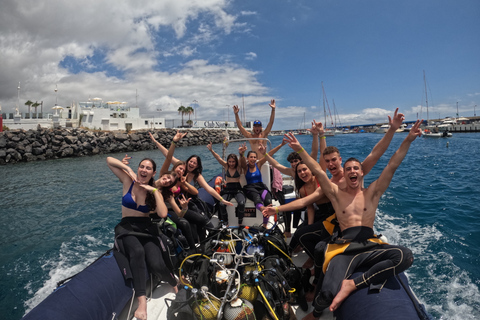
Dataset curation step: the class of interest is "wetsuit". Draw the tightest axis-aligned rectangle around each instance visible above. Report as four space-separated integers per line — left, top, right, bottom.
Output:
114 217 177 297
218 168 246 224
312 226 413 316
288 202 335 258
243 163 272 215
182 178 213 242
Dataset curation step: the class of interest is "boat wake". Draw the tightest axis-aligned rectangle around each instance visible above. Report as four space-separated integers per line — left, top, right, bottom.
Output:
375 209 480 320
23 235 111 315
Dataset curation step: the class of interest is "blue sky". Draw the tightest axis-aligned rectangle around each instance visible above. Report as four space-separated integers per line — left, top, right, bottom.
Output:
0 0 478 129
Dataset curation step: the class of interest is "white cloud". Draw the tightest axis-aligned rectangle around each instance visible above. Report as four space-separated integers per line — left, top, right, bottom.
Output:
0 0 268 123
245 52 257 60
240 11 257 16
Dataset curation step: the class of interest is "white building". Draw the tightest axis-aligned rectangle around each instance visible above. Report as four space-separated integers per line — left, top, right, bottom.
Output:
1 99 166 131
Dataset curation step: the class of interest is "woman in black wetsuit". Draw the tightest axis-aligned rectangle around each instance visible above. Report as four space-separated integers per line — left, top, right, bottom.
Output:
107 156 178 320
207 141 247 225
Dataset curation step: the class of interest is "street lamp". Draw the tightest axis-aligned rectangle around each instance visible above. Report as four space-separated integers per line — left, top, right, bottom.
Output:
193 100 198 121
16 82 20 115
55 84 58 106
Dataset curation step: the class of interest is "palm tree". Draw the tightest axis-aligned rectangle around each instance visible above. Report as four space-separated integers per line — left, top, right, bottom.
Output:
185 106 194 126
32 101 40 115
25 100 33 113
178 105 187 126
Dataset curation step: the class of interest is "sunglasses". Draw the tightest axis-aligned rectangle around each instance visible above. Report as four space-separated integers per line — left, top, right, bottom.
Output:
253 120 262 126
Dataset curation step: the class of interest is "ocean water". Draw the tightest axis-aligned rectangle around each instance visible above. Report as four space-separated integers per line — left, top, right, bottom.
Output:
1 133 479 319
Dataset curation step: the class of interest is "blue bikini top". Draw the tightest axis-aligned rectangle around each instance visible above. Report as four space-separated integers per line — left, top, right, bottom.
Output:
122 182 151 213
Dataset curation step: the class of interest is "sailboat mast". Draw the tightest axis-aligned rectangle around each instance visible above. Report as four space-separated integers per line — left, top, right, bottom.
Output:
423 70 429 123
322 82 326 128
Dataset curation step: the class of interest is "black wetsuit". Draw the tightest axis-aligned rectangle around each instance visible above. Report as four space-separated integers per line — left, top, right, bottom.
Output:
288 202 335 258
218 182 246 224
312 226 413 316
114 217 177 297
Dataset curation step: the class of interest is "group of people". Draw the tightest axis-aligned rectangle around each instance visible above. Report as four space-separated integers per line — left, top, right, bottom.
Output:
106 98 422 320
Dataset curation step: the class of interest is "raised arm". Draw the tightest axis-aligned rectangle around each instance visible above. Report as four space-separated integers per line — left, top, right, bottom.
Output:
233 105 252 138
264 152 292 176
238 143 247 174
179 175 198 196
196 174 234 206
262 99 276 136
284 132 338 201
308 120 320 162
371 119 422 198
159 131 188 176
317 121 327 172
107 156 136 185
149 131 181 165
257 139 286 168
207 141 227 167
362 108 404 175
137 184 168 218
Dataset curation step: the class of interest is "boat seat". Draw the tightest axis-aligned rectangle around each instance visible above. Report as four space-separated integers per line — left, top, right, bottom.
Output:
227 160 279 226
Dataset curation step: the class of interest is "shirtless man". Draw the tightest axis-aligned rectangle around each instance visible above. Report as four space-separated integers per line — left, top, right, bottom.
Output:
233 99 276 153
286 119 423 319
263 108 406 215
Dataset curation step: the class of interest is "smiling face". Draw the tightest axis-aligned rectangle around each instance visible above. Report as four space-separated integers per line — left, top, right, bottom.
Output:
174 164 185 176
296 163 312 182
324 152 343 177
227 157 237 169
247 151 257 166
137 159 156 184
187 157 198 172
158 173 175 187
344 159 363 189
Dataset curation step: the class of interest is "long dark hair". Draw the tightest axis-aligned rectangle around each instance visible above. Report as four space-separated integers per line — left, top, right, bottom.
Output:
294 161 310 193
157 171 179 200
185 155 203 180
139 158 158 210
226 153 239 168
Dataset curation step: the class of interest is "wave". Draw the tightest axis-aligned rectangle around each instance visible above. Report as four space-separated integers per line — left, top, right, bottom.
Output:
375 209 480 319
23 235 111 315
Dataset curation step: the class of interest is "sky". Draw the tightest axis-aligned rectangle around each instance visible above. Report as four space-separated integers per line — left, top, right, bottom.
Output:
0 0 479 130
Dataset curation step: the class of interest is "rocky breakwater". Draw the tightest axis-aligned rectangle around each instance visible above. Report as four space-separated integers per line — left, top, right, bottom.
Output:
0 128 244 165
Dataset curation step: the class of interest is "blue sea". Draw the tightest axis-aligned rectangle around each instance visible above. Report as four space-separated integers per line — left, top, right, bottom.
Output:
1 133 479 319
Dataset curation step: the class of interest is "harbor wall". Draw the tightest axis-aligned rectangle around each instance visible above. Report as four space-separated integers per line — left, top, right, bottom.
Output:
0 127 244 165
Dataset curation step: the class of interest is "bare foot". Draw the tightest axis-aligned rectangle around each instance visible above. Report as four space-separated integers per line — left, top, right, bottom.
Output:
172 285 179 294
302 311 320 320
302 257 314 269
134 295 147 320
329 279 356 312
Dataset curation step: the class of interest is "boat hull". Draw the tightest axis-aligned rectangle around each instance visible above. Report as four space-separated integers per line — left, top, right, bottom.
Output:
22 251 135 320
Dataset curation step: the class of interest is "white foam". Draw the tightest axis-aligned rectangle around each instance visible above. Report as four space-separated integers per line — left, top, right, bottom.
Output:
23 235 110 315
375 209 480 319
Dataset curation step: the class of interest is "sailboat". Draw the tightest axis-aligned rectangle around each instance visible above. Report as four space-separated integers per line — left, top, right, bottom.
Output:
332 99 345 134
422 70 452 138
321 82 335 136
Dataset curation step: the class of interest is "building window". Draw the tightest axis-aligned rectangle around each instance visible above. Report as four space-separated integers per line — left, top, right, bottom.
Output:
145 120 149 125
